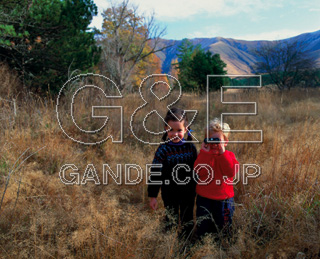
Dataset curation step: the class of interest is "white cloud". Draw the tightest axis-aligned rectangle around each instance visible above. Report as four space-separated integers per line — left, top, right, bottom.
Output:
90 0 111 29
93 0 111 15
92 0 285 21
90 1 319 41
296 0 320 12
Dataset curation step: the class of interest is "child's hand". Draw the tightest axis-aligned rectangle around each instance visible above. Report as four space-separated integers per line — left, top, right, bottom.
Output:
210 142 226 155
201 141 226 155
218 142 226 155
149 197 158 210
201 142 210 152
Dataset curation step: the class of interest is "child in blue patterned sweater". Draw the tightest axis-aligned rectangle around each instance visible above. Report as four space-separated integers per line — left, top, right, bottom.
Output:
148 107 198 238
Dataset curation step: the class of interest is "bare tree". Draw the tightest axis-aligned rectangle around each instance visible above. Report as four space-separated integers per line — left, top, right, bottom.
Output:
97 0 168 91
254 40 318 90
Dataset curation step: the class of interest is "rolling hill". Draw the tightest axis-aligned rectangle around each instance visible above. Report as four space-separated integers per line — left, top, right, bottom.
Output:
155 30 320 75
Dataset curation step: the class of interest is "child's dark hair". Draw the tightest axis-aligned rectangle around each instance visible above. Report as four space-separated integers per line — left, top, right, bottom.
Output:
162 107 193 141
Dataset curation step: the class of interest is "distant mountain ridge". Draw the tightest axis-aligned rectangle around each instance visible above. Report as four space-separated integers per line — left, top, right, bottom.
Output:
155 30 320 75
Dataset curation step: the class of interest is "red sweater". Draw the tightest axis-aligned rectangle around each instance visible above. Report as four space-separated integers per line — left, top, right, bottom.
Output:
194 149 239 200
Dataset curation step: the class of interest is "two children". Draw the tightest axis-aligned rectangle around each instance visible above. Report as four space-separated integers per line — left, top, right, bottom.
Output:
148 108 239 241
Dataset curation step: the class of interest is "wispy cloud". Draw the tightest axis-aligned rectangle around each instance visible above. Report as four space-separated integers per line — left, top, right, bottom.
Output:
296 0 320 12
92 0 279 28
91 0 318 41
125 0 285 20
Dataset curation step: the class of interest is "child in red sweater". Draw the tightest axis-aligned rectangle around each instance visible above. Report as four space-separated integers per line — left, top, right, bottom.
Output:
194 118 239 240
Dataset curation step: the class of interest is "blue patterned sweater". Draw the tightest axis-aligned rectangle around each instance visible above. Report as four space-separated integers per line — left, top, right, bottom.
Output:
148 142 198 201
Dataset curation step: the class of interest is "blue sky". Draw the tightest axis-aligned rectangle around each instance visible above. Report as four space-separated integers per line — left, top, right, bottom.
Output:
90 0 320 41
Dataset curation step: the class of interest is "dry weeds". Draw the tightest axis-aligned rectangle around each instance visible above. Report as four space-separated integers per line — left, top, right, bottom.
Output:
0 67 319 258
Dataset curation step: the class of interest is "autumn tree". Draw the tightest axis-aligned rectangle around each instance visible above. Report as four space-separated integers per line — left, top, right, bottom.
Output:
131 46 163 89
254 40 318 90
0 0 100 94
97 0 167 91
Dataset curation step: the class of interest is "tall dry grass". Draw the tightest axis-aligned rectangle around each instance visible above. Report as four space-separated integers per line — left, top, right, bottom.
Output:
0 68 319 258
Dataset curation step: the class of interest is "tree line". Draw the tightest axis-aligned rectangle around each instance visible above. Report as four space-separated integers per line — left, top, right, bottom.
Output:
0 0 319 96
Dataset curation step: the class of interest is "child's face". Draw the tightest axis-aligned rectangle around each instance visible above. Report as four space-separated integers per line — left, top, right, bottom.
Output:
205 131 228 154
165 120 187 143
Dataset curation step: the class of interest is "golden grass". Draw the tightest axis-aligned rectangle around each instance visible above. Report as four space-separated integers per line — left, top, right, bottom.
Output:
0 71 319 258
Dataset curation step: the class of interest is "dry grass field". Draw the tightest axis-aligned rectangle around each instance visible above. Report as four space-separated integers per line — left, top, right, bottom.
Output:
0 68 319 258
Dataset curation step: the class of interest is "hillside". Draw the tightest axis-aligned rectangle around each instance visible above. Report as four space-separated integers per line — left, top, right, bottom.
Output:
156 30 320 75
